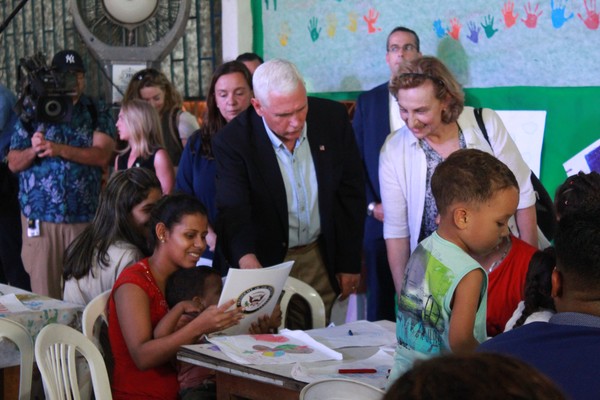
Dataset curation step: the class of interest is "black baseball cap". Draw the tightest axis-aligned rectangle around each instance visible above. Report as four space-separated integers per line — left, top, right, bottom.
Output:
52 50 86 73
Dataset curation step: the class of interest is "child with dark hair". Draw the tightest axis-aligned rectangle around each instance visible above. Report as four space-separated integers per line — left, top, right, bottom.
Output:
155 267 281 400
384 353 566 400
388 148 520 383
554 171 600 220
108 194 243 400
504 247 556 331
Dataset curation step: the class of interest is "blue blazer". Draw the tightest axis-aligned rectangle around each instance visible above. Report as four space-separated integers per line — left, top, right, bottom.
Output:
352 82 391 240
213 97 366 292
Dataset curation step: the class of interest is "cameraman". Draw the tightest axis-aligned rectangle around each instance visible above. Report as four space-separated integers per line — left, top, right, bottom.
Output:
0 84 30 290
7 50 115 299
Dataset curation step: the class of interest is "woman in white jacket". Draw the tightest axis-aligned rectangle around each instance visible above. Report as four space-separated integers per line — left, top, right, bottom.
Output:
379 56 538 295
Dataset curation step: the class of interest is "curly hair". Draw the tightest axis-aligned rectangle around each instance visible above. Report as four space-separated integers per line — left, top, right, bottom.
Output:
431 149 518 215
554 171 600 220
389 56 464 124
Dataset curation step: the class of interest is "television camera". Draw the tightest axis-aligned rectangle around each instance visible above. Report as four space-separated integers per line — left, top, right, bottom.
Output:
14 53 77 129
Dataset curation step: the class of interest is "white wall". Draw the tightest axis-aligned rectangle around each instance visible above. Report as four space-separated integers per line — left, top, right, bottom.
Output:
221 0 253 61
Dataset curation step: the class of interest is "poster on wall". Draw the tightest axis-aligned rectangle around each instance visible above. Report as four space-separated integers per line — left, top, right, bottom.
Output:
259 0 600 92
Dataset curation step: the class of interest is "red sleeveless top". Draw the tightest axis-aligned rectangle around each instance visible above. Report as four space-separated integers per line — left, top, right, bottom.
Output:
108 258 179 400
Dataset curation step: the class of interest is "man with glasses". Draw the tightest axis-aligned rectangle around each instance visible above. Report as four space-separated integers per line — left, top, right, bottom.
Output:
7 49 115 299
352 26 421 321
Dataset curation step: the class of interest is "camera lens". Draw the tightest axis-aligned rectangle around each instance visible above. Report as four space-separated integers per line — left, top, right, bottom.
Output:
44 99 63 118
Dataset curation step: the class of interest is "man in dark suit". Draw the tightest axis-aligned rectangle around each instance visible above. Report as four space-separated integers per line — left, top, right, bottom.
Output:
353 27 421 321
214 59 365 324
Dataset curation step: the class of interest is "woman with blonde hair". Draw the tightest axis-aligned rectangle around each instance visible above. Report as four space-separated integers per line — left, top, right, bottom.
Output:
123 68 199 166
115 99 175 194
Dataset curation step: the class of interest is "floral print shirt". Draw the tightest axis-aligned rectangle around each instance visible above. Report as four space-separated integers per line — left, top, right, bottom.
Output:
10 95 115 223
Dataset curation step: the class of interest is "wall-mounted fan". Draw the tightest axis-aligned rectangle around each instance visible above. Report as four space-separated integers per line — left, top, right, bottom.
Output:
70 0 191 102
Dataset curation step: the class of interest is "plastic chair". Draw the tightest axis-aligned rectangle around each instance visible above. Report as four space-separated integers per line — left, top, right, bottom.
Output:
34 323 112 400
300 378 384 400
82 290 110 351
279 276 326 330
0 318 34 400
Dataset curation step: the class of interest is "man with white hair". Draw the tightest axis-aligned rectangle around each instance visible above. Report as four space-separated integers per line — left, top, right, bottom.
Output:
213 59 365 327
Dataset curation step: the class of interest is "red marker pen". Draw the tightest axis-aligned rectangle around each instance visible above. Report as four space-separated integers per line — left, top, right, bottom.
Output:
338 368 377 374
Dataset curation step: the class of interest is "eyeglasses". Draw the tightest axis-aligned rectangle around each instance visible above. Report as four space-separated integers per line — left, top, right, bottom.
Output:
388 44 418 54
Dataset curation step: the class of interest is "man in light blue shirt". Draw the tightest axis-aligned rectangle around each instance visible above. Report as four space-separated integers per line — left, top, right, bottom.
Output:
214 59 366 326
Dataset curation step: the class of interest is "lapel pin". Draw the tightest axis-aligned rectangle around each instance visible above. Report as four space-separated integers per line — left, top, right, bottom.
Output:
319 145 325 151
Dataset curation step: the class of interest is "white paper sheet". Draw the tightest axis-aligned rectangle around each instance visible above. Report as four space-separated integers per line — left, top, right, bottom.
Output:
208 329 342 365
0 293 30 313
291 349 394 389
306 320 397 349
495 110 547 177
216 261 293 335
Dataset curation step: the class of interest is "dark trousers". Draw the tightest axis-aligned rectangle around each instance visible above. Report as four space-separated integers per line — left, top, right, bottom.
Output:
365 236 395 321
0 164 31 290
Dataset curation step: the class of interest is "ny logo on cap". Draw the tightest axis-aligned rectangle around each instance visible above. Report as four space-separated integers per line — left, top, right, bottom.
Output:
65 54 76 64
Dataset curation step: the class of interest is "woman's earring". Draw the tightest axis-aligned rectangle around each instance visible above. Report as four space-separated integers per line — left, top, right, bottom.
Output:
159 236 165 243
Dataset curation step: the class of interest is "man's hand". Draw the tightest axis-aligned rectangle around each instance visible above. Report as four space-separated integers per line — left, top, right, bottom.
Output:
373 202 384 222
336 273 360 301
239 253 262 269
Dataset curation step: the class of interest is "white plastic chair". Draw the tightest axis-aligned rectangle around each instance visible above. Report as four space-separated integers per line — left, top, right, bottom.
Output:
279 276 326 330
0 318 34 400
300 378 384 400
82 290 110 351
34 323 112 400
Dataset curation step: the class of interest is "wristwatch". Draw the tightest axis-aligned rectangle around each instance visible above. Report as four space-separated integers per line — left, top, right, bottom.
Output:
367 202 376 217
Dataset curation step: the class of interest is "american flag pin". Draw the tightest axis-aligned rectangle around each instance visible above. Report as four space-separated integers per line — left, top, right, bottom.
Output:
319 145 325 151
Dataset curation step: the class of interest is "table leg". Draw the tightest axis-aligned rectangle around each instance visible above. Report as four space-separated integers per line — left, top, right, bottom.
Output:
215 371 301 400
2 366 20 400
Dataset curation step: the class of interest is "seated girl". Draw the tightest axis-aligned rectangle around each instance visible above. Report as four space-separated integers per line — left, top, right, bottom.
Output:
108 194 243 400
63 168 162 305
155 267 281 400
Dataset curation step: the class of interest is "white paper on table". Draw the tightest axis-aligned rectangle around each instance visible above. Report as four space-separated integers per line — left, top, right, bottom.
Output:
216 261 293 335
306 320 397 349
0 293 30 313
291 349 394 389
495 110 546 177
208 329 342 365
329 295 349 326
563 137 600 176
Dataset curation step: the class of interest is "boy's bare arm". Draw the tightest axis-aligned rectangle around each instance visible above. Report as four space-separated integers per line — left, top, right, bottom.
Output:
448 269 485 353
154 301 198 338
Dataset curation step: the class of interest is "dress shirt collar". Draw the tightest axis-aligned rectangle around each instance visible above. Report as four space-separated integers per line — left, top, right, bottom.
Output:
262 118 308 152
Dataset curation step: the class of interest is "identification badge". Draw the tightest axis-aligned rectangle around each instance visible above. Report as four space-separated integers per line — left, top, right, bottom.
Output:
27 219 40 237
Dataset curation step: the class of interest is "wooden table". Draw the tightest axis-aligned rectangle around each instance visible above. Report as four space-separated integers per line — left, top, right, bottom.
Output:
0 284 83 400
178 321 395 400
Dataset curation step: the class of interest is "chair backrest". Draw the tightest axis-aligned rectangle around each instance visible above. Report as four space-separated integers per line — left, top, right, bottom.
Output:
35 323 112 400
0 318 34 400
279 276 326 330
300 378 384 400
82 290 110 351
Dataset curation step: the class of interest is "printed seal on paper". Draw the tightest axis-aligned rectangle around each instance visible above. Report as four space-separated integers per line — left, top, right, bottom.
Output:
237 285 274 314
